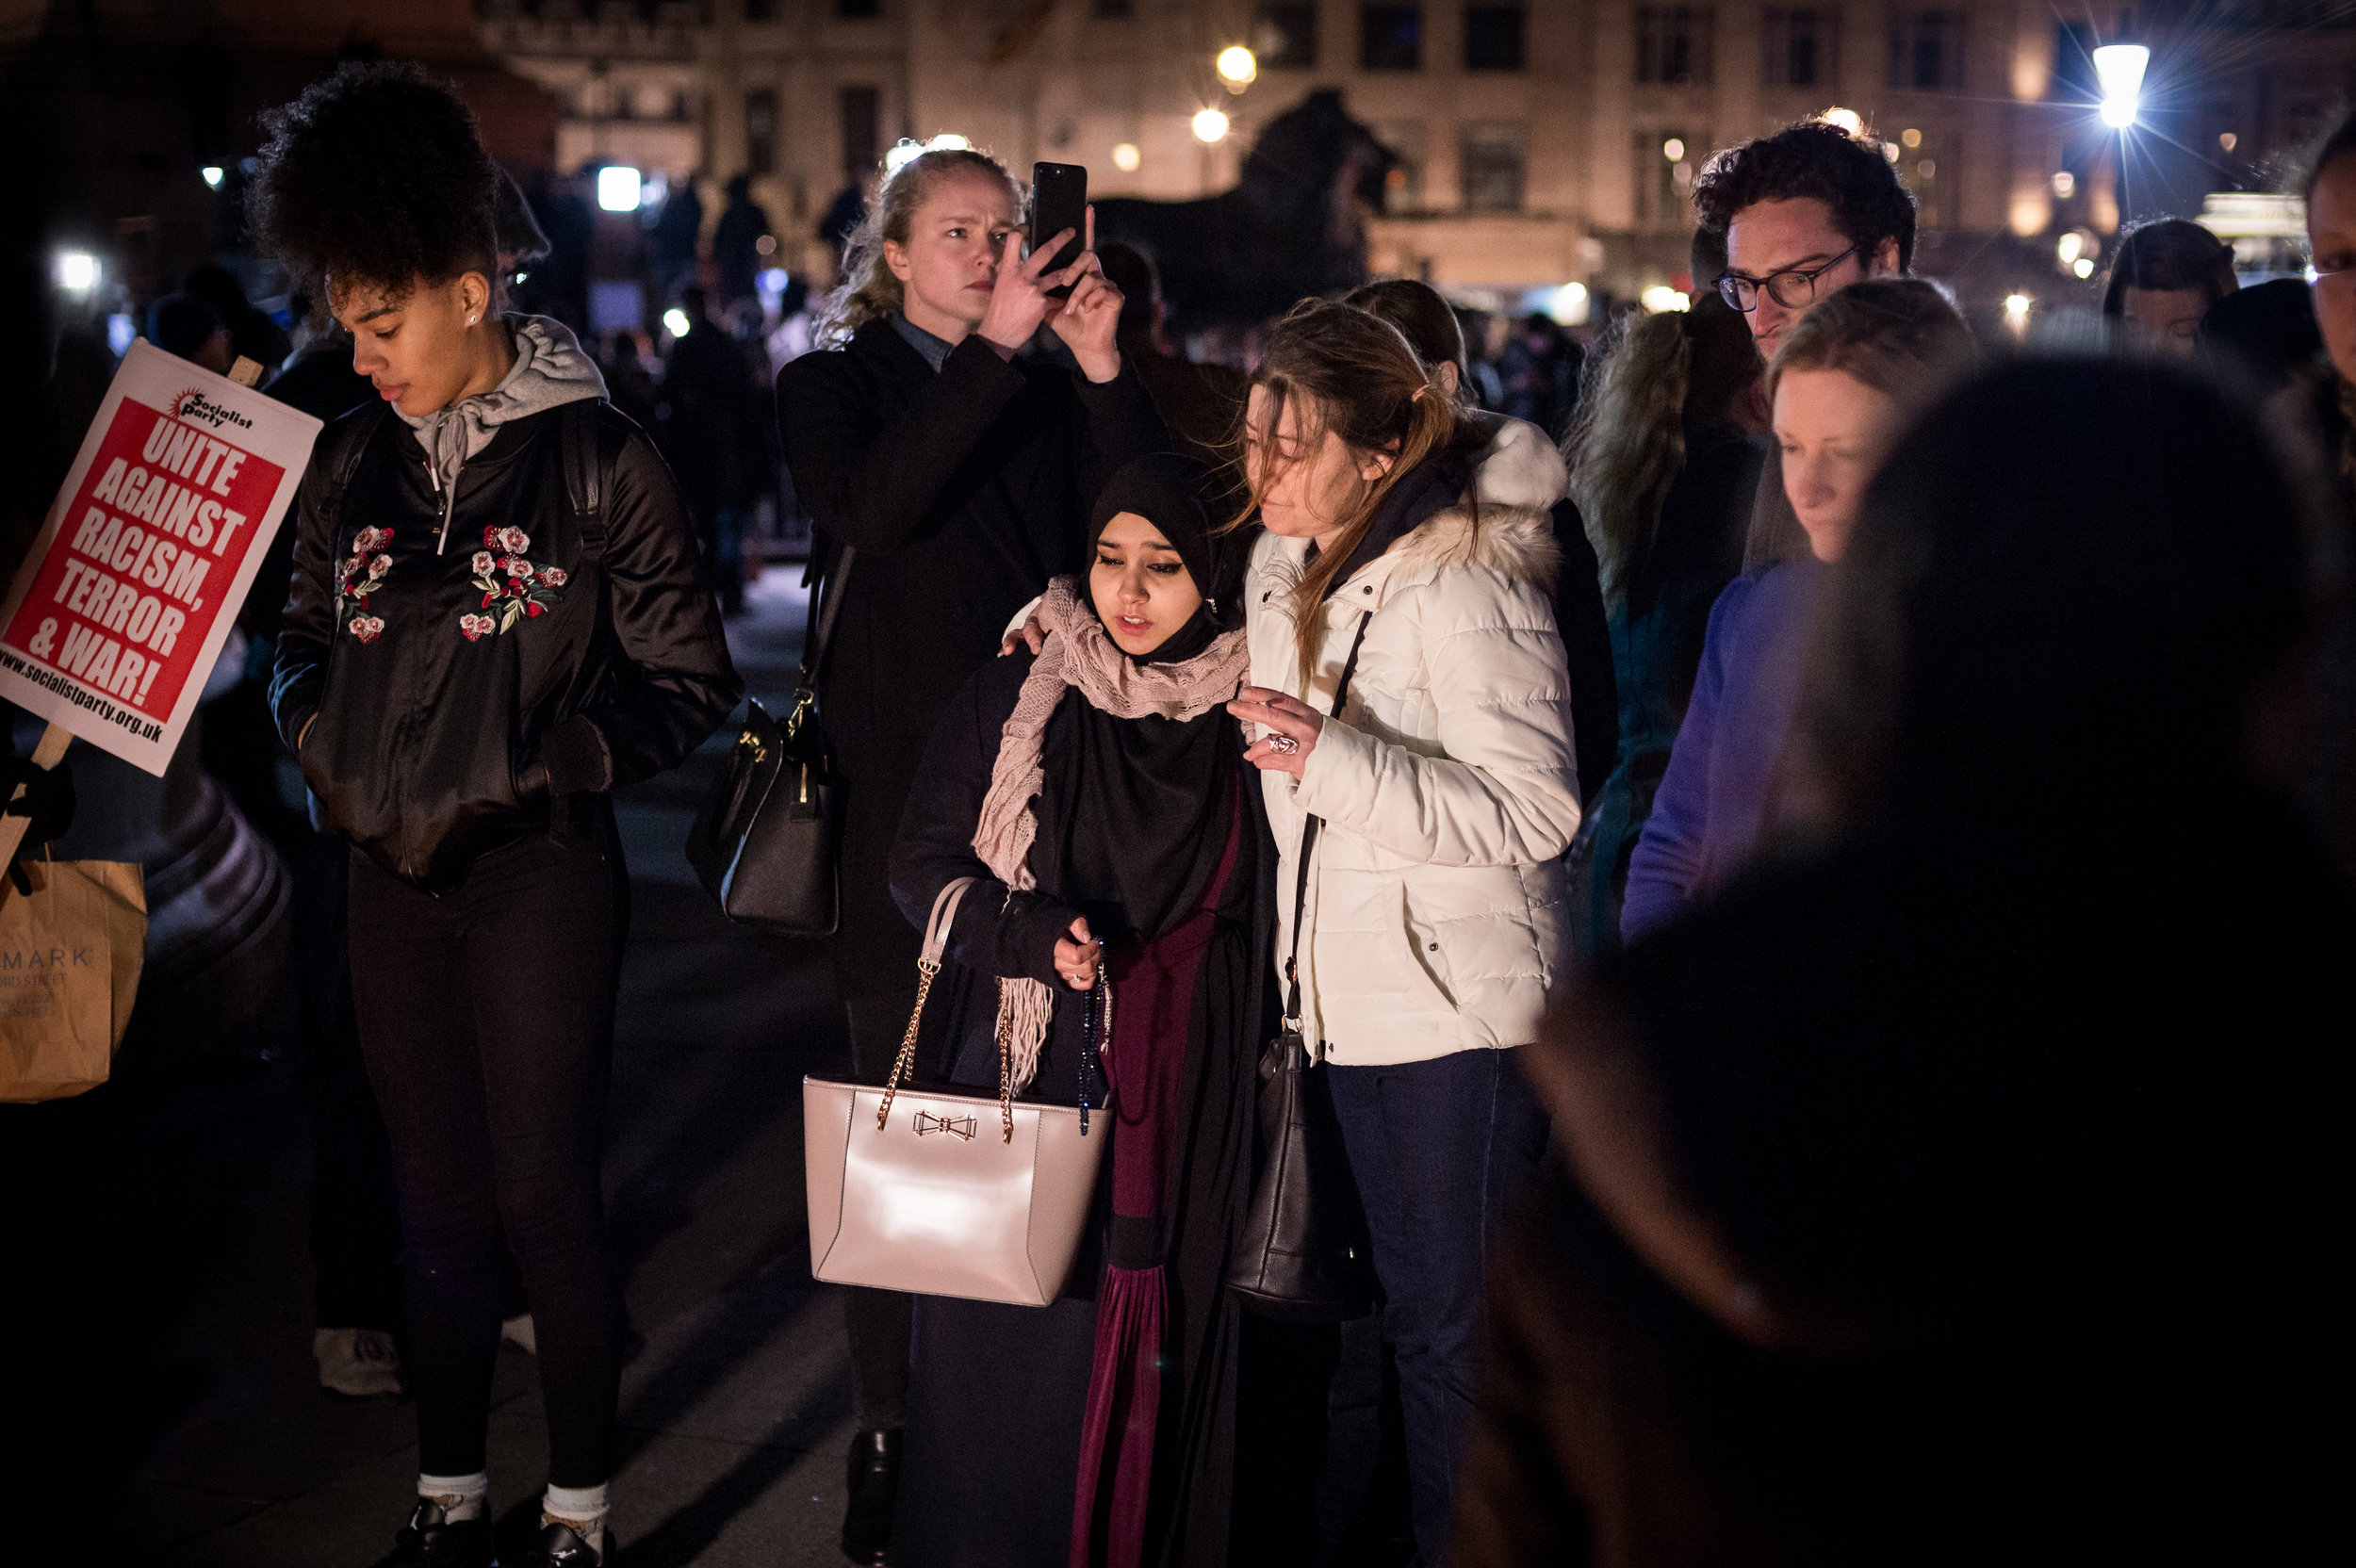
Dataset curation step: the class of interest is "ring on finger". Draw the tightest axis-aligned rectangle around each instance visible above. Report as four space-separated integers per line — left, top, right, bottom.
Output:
1267 733 1301 756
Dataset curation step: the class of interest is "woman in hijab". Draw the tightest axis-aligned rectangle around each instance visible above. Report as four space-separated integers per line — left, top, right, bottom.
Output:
888 453 1274 1568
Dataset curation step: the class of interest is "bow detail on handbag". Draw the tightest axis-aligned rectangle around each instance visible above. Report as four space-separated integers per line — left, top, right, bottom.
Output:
911 1110 978 1141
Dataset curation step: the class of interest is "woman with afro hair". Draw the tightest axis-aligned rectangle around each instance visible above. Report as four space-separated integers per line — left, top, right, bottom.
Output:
254 62 740 1568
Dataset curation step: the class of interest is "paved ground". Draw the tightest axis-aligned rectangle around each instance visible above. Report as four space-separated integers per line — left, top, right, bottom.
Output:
25 568 874 1567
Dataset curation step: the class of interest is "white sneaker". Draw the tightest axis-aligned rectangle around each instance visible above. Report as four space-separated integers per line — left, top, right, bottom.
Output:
500 1313 538 1356
313 1326 402 1397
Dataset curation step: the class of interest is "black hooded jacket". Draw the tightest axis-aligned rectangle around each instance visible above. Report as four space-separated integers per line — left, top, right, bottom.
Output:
271 400 741 890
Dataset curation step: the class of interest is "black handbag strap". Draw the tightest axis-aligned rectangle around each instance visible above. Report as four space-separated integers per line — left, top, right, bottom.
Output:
796 544 855 699
1280 611 1373 1036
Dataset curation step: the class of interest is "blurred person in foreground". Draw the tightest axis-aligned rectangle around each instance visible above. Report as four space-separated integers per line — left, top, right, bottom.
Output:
2295 106 2356 880
2102 217 2239 358
1693 119 1916 569
1562 286 1767 954
1453 354 2348 1564
1621 278 1971 941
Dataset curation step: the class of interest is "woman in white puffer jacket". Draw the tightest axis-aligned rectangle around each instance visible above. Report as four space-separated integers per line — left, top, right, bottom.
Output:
1226 301 1582 1565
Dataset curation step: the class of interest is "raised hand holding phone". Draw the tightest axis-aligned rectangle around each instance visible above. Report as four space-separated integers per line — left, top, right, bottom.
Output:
1047 206 1123 384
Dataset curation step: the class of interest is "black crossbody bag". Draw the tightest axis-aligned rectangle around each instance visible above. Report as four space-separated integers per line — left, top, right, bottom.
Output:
1227 612 1379 1322
685 546 853 936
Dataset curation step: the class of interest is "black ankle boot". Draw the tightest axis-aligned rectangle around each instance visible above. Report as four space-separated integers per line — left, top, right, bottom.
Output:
840 1428 902 1565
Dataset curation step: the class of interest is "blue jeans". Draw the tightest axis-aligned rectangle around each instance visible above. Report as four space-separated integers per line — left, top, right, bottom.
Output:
1326 1048 1548 1567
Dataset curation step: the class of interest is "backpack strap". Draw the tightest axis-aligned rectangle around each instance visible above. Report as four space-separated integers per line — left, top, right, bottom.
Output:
562 398 613 572
316 400 390 534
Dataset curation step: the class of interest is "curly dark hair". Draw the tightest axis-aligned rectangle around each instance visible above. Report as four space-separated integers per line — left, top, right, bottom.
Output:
1691 120 1919 273
249 61 500 309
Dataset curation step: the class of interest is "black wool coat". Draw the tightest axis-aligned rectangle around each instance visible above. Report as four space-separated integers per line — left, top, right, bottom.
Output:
775 320 1168 996
884 648 1277 1568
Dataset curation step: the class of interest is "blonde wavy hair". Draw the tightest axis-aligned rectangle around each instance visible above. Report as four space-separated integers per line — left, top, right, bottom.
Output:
816 147 1020 344
1563 309 1698 608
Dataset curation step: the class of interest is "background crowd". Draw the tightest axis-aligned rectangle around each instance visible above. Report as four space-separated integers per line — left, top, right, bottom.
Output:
5 55 2351 1568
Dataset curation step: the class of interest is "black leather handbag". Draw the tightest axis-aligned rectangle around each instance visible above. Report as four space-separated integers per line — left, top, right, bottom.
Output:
1226 613 1378 1323
685 547 852 937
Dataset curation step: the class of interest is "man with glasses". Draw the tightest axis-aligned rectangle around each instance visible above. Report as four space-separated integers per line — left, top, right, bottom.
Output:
1690 119 1918 562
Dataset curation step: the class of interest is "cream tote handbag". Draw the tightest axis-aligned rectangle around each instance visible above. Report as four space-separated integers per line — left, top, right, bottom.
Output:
803 876 1106 1307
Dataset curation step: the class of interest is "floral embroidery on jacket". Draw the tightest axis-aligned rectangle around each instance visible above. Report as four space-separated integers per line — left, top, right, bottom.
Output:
336 526 393 644
460 524 569 641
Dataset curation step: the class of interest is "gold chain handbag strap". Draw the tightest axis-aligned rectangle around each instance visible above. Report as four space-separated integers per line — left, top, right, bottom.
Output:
995 988 1016 1144
875 876 977 1130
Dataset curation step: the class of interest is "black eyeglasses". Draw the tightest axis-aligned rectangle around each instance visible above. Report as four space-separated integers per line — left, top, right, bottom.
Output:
1715 245 1862 312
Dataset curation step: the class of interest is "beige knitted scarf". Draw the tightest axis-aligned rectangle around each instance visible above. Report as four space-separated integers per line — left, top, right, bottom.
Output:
973 575 1252 1090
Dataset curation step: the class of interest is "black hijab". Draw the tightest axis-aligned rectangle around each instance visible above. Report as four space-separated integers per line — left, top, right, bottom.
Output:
1055 455 1245 946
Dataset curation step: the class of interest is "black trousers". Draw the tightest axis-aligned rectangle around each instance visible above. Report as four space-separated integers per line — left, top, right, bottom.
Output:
348 821 629 1486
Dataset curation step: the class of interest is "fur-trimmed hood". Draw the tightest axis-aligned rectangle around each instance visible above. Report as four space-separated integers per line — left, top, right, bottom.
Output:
1469 412 1571 511
1251 493 1563 609
1383 498 1563 596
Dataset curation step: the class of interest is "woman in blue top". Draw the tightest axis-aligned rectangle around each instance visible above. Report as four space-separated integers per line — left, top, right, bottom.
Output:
1622 279 1972 940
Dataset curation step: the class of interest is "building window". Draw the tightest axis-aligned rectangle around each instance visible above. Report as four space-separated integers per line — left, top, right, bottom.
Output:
1633 128 1701 230
1375 119 1427 211
1762 8 1837 88
1636 8 1715 87
1888 11 1966 91
1254 4 1317 68
1461 123 1525 212
1465 6 1525 71
745 87 777 175
840 84 880 179
1901 127 1954 227
837 0 880 18
1361 5 1423 71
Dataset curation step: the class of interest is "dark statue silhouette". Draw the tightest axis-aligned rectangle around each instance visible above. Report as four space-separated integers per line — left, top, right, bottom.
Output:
1093 90 1396 335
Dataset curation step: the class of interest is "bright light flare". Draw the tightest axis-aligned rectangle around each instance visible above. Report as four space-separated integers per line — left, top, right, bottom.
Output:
1546 282 1590 326
663 307 692 337
1217 45 1258 87
1111 141 1142 172
201 166 224 189
56 251 98 291
2004 293 2033 320
1192 107 1230 144
1639 286 1691 314
2073 257 2095 278
1823 107 1863 136
1661 138 1684 161
2093 43 2150 129
885 133 973 176
2057 232 2084 264
597 165 643 212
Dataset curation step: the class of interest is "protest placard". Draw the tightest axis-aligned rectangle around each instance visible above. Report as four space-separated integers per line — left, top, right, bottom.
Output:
0 340 321 778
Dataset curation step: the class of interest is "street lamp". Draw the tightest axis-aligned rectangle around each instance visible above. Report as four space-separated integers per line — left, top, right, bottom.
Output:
2093 43 2150 129
1216 45 1257 90
1192 107 1230 144
597 165 644 213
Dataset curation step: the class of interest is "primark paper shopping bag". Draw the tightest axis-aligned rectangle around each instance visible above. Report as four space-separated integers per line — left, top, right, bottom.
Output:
0 858 146 1102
